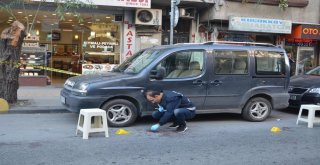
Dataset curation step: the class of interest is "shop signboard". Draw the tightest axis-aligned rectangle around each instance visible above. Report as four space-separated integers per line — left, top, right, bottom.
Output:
123 22 136 59
300 25 320 40
82 64 117 75
285 38 316 47
229 16 292 34
32 0 151 8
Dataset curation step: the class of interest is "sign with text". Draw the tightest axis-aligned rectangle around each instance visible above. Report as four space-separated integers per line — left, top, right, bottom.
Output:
300 25 320 40
32 0 150 8
82 64 117 74
285 38 316 47
229 16 292 34
123 22 136 58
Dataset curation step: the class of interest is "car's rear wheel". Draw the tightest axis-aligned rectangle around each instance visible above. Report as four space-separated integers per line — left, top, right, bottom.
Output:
101 99 138 127
242 97 271 122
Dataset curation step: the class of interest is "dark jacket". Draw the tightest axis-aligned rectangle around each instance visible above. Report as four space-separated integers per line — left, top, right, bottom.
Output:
158 90 195 125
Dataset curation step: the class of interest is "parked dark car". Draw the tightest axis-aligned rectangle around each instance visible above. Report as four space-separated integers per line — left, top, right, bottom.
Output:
289 66 320 108
61 42 290 127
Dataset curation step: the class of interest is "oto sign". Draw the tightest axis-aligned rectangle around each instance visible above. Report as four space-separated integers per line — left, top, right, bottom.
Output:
291 24 320 40
301 25 320 40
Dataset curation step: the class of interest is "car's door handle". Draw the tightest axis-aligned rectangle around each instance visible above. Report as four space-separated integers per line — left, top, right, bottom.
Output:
210 80 223 86
192 80 207 86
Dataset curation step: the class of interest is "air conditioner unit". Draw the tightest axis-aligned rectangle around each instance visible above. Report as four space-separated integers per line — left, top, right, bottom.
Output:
135 9 162 26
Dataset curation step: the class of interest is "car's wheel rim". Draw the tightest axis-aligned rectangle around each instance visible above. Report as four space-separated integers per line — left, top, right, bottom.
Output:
249 101 269 119
107 104 132 125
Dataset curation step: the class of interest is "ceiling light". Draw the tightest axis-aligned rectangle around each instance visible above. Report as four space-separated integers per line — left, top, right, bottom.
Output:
29 15 33 17
17 11 23 14
52 13 56 16
43 15 47 18
106 16 110 19
68 19 73 22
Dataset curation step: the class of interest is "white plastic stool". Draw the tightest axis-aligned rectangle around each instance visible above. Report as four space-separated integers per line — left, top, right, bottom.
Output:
76 108 109 139
296 104 320 128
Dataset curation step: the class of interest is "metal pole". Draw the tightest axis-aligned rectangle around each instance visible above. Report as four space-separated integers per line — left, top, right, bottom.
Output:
170 0 175 45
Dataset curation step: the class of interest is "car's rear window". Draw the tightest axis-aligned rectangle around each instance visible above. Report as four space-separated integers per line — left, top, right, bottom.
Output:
254 51 285 75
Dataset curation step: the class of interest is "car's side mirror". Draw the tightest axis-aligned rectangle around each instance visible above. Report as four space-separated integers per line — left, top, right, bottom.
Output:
150 67 166 80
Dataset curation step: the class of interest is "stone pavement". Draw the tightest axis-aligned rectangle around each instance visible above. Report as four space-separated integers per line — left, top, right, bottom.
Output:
8 86 69 113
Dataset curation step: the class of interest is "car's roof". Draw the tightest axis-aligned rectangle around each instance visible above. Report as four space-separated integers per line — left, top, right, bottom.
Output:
148 42 285 52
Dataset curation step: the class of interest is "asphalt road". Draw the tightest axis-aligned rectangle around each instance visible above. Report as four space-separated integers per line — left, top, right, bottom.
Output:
0 110 319 165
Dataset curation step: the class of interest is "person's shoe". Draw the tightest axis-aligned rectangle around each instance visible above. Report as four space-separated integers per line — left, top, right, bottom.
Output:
168 123 179 128
176 125 188 133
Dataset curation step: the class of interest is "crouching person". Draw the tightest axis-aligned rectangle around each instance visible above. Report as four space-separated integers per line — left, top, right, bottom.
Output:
145 89 196 133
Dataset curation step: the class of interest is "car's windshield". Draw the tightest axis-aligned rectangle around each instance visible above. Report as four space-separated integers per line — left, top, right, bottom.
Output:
113 49 161 74
306 66 320 76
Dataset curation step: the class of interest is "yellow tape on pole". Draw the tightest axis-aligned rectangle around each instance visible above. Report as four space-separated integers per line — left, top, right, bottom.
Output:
0 98 9 113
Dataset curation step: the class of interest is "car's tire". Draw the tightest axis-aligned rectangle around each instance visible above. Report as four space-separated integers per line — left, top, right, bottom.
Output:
101 99 138 127
242 97 272 122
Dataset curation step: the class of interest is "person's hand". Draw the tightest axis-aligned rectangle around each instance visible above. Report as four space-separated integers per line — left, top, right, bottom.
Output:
150 124 160 132
156 104 165 112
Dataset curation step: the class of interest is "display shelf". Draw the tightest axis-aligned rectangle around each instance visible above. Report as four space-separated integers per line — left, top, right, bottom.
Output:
19 44 47 86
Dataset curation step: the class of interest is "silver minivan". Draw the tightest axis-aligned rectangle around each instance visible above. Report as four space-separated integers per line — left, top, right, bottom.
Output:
61 42 290 127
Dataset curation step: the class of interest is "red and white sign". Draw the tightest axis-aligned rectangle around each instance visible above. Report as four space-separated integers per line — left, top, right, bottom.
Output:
124 22 136 58
33 0 151 8
108 0 151 8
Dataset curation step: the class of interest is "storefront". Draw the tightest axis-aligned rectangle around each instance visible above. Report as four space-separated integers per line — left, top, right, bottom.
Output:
283 24 320 76
201 16 292 45
0 0 152 86
20 12 124 86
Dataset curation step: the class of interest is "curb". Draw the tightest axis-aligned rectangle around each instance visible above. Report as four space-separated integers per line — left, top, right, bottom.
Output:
7 107 70 114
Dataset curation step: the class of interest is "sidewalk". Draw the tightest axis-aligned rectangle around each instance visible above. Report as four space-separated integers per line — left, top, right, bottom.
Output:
9 86 69 114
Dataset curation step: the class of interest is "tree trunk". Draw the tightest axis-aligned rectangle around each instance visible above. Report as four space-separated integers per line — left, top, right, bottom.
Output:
0 21 25 104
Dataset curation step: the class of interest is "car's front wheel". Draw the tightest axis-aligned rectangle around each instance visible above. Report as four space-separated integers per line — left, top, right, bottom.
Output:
101 99 138 127
242 97 272 122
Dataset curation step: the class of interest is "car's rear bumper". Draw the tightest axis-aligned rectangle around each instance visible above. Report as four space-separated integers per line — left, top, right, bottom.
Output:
273 93 290 109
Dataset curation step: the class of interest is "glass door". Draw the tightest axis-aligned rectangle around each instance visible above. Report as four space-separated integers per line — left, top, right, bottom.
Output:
295 47 315 75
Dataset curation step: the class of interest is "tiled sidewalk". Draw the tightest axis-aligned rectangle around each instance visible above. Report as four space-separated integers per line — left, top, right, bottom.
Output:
8 86 68 113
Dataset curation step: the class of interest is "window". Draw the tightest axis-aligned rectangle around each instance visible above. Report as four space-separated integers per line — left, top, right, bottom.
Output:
120 49 162 74
157 50 205 79
214 50 248 75
254 51 285 75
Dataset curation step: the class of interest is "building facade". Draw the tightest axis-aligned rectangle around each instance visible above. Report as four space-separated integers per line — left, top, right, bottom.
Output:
1 0 319 86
